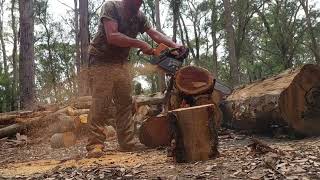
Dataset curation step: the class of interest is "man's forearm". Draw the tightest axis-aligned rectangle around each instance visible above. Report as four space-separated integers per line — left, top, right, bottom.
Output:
108 32 145 49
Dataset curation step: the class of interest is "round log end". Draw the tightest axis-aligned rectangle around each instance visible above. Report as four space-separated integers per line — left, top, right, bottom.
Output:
175 66 214 95
50 132 76 149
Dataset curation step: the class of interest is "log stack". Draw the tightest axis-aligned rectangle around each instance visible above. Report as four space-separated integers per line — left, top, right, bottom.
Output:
222 64 320 135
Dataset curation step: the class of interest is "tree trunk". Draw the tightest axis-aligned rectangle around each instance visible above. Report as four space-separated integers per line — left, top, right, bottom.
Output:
211 0 218 75
171 0 180 42
74 0 80 75
11 0 19 111
0 0 7 76
222 64 320 135
154 0 166 92
222 0 240 87
19 0 35 110
79 0 90 96
300 0 320 64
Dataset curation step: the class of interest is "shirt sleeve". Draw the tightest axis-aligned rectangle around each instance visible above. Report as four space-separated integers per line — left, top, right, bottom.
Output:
100 1 118 23
139 12 152 34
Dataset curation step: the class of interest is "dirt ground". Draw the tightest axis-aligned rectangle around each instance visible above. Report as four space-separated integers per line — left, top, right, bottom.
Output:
0 129 320 180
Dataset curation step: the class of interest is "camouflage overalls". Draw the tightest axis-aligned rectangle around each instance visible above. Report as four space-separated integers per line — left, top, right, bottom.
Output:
86 0 151 151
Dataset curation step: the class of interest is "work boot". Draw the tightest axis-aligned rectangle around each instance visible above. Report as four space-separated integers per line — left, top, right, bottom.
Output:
86 144 104 158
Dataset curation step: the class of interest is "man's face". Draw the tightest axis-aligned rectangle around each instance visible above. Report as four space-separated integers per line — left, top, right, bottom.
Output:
125 0 142 15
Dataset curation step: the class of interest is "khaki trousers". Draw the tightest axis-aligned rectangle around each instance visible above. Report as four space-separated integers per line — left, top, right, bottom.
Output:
86 62 134 151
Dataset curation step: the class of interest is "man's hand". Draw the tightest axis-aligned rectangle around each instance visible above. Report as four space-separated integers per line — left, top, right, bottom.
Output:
139 42 154 55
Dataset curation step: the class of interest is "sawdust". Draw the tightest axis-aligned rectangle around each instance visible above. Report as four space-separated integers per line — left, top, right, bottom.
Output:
134 64 166 75
0 151 162 177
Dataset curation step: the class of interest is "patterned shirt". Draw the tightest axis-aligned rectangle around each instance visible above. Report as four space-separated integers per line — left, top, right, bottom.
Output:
89 1 152 64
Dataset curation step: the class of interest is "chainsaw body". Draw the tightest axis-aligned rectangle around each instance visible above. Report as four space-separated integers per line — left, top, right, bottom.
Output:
150 44 189 75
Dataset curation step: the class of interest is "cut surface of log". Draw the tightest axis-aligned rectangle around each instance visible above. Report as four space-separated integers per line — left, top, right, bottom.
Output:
223 64 320 135
50 132 76 149
175 66 214 95
169 104 218 163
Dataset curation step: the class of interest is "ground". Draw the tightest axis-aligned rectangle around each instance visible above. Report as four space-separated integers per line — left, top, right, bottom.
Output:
0 129 320 179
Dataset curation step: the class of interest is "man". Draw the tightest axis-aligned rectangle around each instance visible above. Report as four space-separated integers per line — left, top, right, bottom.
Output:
86 0 182 158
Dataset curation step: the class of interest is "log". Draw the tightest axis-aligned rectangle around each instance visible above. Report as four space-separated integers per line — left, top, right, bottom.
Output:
0 124 26 139
0 107 70 138
223 64 320 135
168 104 219 163
50 132 76 149
138 115 172 148
175 66 214 95
66 107 90 116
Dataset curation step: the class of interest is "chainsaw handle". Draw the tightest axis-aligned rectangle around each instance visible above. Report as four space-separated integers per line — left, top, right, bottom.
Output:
137 49 155 56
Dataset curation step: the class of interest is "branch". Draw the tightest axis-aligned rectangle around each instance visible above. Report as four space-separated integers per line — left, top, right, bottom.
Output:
57 0 74 10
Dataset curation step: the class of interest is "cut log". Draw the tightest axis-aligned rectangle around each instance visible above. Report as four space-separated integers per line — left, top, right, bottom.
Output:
138 115 172 148
66 107 90 116
223 64 320 135
50 132 76 149
0 124 27 139
168 104 219 163
175 66 214 95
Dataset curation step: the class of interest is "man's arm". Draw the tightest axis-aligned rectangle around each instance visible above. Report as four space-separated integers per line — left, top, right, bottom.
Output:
146 28 181 49
103 19 154 54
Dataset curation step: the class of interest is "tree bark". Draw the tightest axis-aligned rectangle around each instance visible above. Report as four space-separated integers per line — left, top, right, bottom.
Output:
222 64 320 135
222 0 240 87
19 0 35 110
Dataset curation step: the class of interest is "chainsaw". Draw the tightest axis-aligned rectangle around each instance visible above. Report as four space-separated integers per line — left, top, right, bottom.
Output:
149 43 189 75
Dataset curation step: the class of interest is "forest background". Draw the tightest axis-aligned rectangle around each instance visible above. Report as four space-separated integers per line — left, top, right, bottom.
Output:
0 0 319 112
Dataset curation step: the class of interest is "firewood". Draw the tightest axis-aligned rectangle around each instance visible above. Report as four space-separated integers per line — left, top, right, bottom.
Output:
168 104 219 163
175 66 214 95
222 64 320 135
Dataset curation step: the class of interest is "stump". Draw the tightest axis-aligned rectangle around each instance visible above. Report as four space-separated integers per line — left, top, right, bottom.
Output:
223 64 320 135
168 104 219 163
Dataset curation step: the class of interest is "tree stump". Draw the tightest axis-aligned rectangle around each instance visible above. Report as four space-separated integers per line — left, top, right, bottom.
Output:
168 104 219 163
223 64 320 135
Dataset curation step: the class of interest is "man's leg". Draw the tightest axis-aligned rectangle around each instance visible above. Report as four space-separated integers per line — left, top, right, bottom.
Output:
86 65 114 155
113 63 135 150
